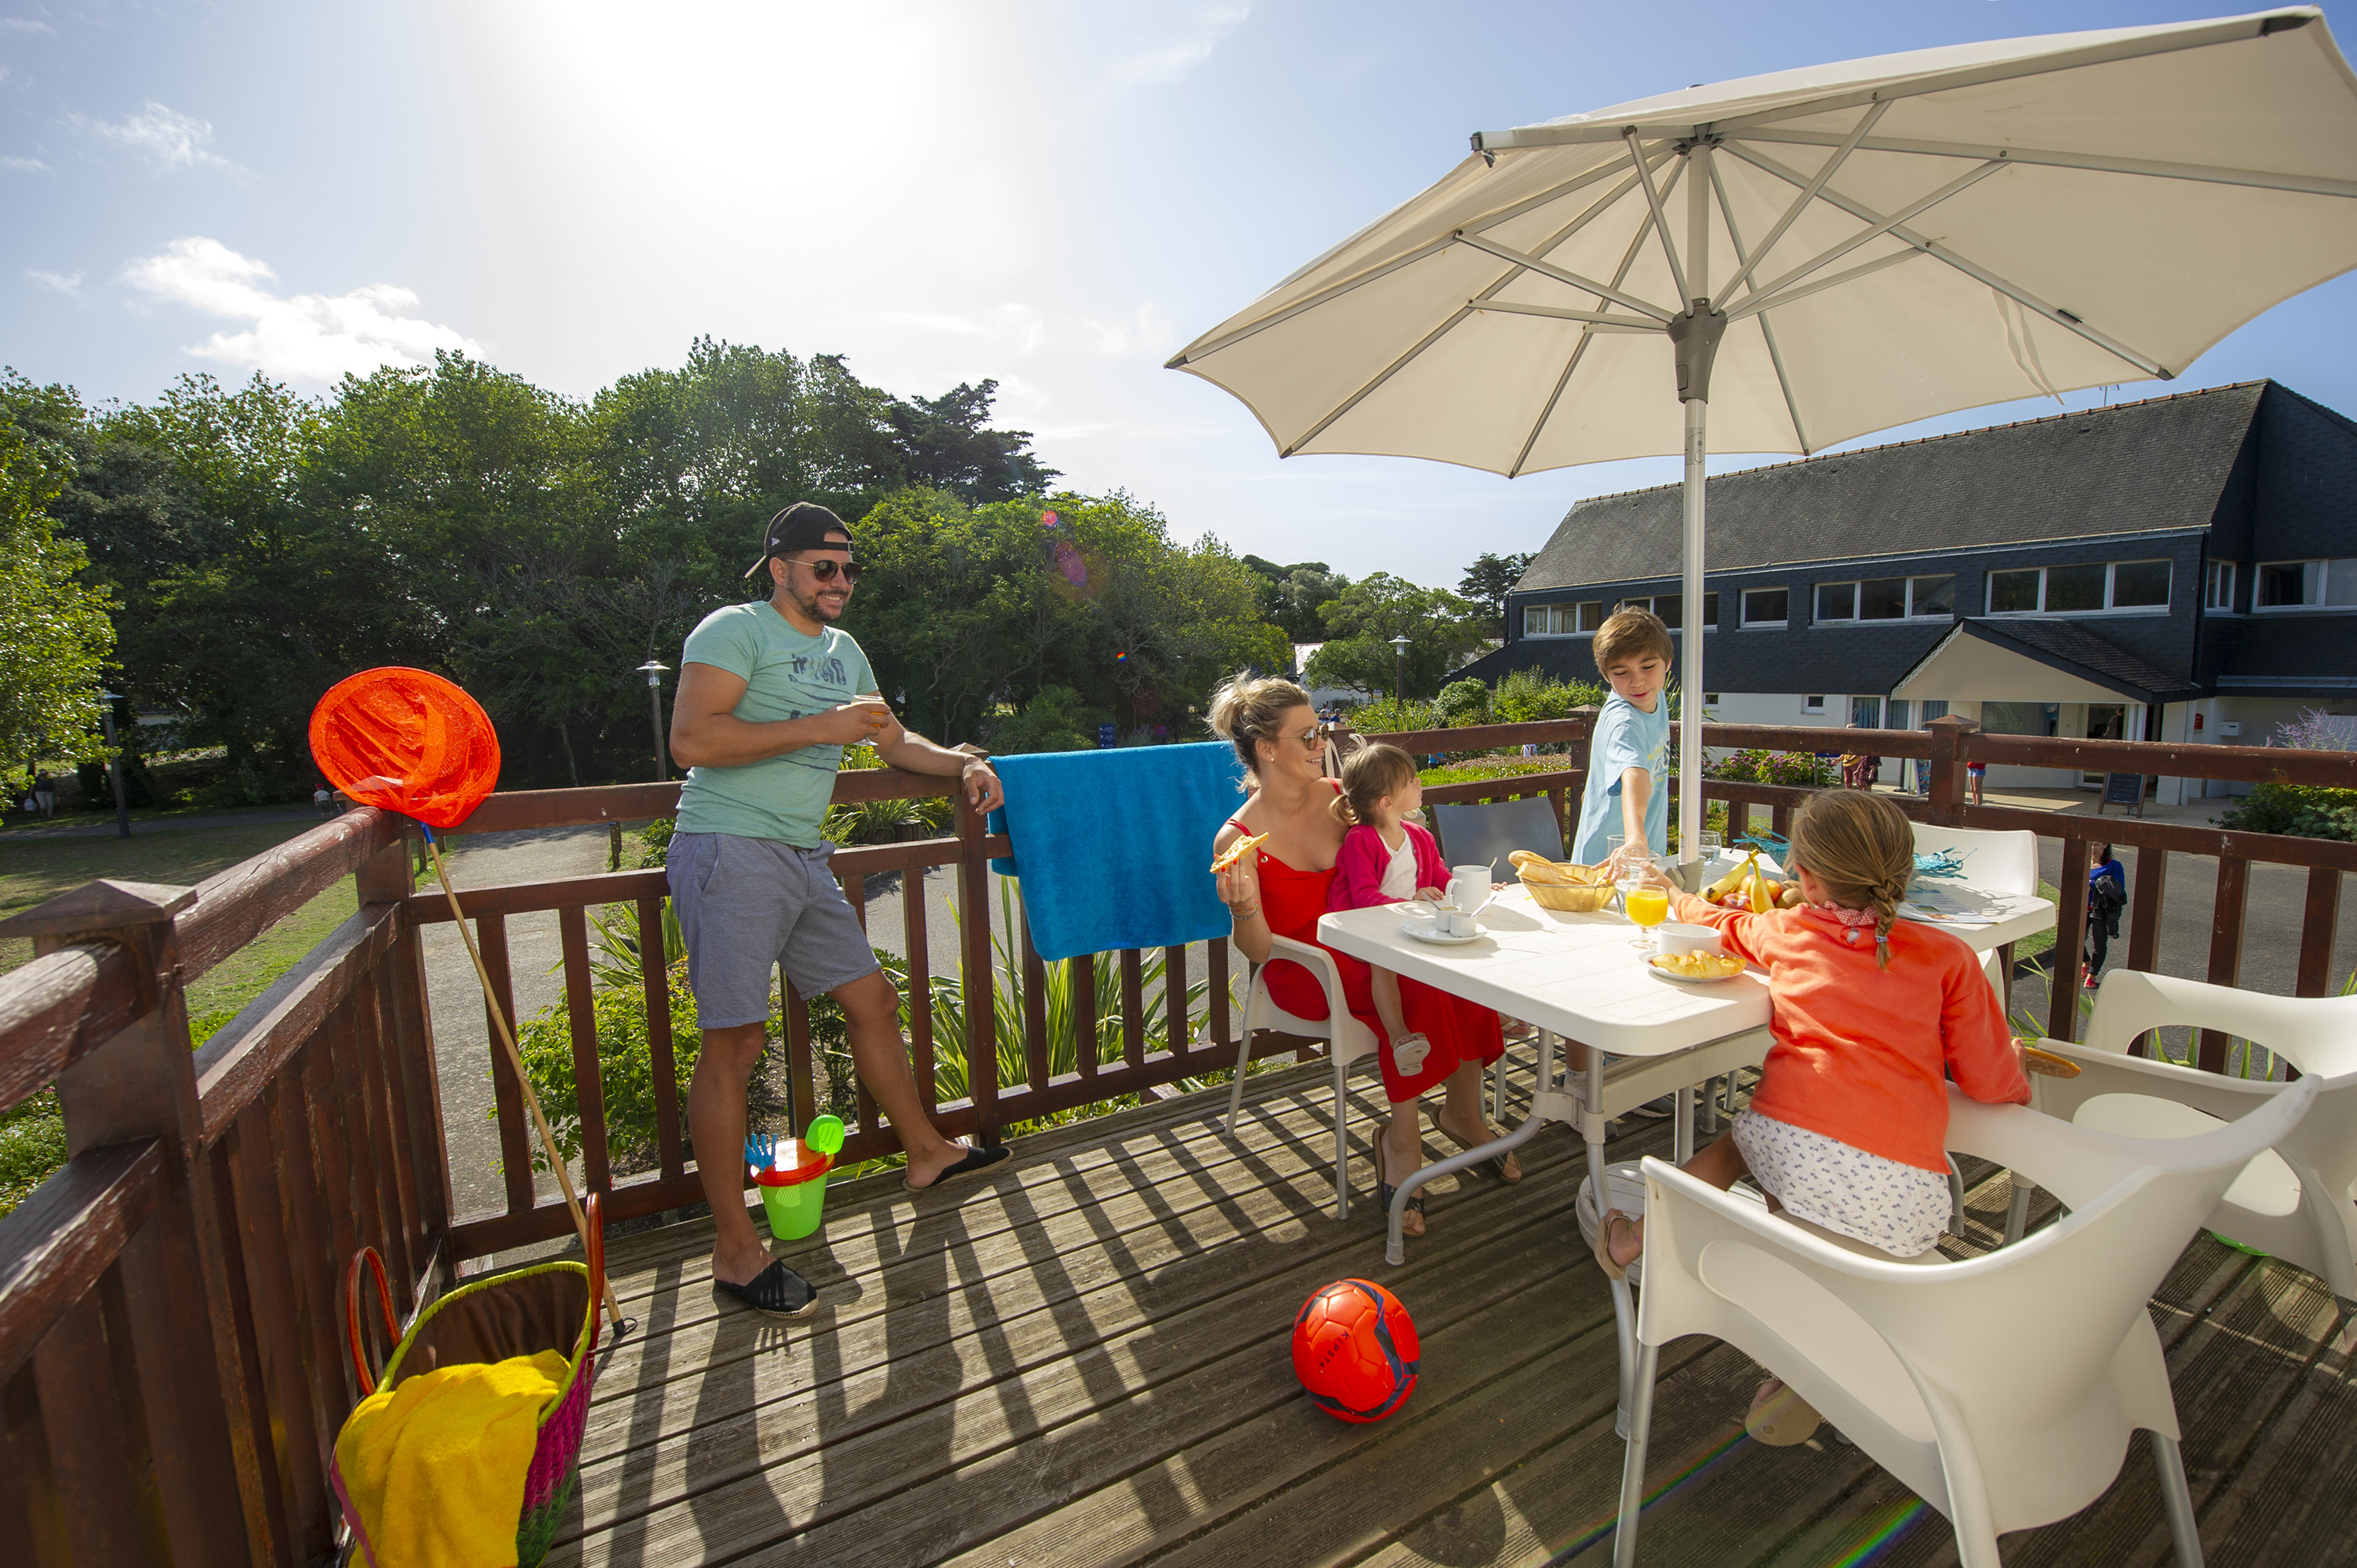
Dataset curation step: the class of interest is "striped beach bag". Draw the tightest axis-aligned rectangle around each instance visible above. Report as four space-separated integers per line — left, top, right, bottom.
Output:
334 1193 606 1566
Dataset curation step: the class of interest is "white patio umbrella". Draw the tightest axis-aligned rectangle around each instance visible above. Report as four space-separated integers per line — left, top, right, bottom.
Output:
1170 7 2357 863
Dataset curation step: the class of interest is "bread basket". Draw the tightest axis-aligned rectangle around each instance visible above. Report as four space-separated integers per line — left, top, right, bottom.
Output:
1507 850 1618 913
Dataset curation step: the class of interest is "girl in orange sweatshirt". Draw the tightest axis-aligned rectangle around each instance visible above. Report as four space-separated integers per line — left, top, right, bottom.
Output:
1597 789 2029 1439
1599 794 2029 1258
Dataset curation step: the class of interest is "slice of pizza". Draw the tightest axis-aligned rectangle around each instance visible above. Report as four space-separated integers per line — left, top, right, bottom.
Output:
1210 830 1271 873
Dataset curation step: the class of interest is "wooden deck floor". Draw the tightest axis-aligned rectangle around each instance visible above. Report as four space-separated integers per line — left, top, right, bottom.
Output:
546 1058 2357 1568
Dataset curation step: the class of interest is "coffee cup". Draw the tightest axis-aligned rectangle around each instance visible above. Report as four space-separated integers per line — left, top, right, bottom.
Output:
1449 864 1491 912
1438 908 1474 937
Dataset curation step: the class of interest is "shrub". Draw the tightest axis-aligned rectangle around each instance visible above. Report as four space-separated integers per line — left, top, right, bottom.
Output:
1348 695 1439 735
0 1090 65 1221
982 685 1097 755
1707 748 1830 788
1490 667 1606 724
1434 678 1490 726
513 954 715 1174
2216 781 2357 842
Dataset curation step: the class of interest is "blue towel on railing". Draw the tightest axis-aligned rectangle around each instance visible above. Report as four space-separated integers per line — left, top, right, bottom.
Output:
985 743 1246 961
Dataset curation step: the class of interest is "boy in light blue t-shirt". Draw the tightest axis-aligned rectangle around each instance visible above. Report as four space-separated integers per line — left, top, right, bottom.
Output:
1570 606 1675 869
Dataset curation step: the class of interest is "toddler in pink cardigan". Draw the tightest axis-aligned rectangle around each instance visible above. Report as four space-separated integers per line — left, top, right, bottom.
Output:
1328 744 1448 1063
1325 742 1515 1225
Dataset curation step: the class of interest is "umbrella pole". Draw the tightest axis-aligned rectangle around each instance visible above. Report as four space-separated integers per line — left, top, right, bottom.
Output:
424 827 629 1335
1679 394 1708 867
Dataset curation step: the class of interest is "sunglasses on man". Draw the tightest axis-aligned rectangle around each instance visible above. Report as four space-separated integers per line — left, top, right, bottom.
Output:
787 556 863 584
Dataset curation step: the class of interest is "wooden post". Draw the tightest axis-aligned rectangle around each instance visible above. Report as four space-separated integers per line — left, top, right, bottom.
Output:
357 830 450 1260
956 791 999 1144
2200 857 2250 1073
2295 866 2342 999
5 880 269 1565
2050 837 2091 1044
1925 715 1976 827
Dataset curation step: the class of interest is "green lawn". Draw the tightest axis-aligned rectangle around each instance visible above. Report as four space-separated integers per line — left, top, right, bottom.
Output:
1 815 345 976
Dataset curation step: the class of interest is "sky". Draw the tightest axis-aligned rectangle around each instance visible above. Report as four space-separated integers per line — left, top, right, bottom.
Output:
7 0 2357 587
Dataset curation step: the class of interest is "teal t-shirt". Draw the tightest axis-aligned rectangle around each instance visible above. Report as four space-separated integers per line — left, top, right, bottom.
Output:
674 602 876 847
1572 692 1670 864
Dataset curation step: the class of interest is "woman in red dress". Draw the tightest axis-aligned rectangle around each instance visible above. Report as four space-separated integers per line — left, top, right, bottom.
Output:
1207 675 1513 1236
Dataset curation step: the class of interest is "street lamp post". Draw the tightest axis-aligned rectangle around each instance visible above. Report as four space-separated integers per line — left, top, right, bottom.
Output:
636 662 671 781
97 690 130 839
1389 633 1411 705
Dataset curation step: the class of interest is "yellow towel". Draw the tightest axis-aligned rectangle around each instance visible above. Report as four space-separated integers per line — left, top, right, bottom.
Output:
335 1350 568 1568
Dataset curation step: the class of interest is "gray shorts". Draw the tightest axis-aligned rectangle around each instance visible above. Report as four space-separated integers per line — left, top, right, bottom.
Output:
668 831 880 1028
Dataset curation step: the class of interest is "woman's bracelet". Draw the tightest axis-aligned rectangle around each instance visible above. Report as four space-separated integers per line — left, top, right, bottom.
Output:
1230 900 1262 922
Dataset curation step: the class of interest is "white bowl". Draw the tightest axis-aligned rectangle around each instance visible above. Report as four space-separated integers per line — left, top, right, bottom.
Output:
1655 922 1724 958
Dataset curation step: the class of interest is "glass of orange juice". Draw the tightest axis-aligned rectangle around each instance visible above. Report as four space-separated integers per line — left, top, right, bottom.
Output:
1624 884 1670 950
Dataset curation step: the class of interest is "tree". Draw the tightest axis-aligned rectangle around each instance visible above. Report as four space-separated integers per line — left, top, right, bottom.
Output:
1241 554 1350 644
883 378 1059 504
848 490 1284 744
1458 550 1535 636
1302 573 1489 700
0 418 113 768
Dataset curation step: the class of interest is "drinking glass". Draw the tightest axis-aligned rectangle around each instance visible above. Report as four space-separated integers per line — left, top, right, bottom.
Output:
1624 881 1670 950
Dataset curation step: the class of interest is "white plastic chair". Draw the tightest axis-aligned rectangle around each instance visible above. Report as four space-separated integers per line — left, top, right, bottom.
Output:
1911 822 2038 1002
1225 936 1382 1219
2023 969 2357 1303
1610 1075 2319 1568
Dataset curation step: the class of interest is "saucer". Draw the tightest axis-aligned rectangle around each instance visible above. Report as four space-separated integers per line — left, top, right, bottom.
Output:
1401 918 1487 946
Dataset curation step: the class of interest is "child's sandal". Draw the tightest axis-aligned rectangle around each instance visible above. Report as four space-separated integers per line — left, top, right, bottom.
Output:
1593 1208 1639 1282
1745 1378 1821 1446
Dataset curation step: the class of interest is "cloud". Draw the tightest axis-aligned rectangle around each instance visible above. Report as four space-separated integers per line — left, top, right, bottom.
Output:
0 153 45 172
74 102 236 171
1110 2 1249 85
26 269 79 294
120 237 484 382
0 18 53 32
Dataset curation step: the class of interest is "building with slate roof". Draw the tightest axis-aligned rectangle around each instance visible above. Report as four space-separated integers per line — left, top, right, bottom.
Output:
1457 380 2357 802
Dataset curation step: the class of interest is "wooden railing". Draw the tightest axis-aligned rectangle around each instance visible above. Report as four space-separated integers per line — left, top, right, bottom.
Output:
3 711 2353 1562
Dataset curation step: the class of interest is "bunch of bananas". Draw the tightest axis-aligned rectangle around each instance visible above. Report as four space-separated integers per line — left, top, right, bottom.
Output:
1701 850 1804 913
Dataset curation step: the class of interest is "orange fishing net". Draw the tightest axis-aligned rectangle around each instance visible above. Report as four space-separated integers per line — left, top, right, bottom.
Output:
309 668 502 830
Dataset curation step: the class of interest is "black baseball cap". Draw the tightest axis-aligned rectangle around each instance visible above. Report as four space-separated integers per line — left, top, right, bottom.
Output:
744 502 856 579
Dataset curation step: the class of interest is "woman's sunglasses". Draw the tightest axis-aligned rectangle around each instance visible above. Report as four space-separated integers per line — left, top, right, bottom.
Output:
791 557 863 584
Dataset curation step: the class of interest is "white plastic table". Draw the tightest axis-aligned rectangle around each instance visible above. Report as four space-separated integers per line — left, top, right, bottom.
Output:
1317 877 2054 1434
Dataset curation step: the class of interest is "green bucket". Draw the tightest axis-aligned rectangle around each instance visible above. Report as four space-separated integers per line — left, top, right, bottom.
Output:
759 1173 829 1240
752 1116 844 1242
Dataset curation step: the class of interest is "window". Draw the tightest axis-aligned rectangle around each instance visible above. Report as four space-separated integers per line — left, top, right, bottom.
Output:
1741 586 1788 626
1982 701 2061 737
1850 696 1883 729
1813 575 1956 622
1910 575 1956 616
1989 569 2042 613
1984 560 2174 615
2255 559 2357 609
2206 560 2238 612
1523 600 1603 635
1616 592 1720 629
1887 699 1911 728
1920 699 1949 725
1802 695 1826 715
2114 560 2170 607
1859 578 1906 620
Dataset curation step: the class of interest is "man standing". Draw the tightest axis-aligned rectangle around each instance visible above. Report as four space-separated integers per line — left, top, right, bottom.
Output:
668 502 1010 1319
